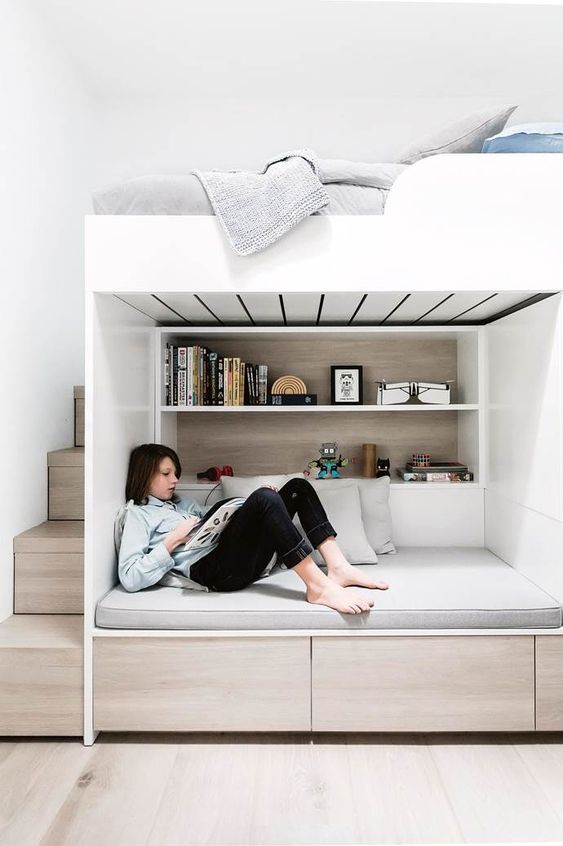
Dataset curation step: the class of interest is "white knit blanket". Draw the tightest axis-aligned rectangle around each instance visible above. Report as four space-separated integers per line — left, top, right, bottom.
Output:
193 149 329 256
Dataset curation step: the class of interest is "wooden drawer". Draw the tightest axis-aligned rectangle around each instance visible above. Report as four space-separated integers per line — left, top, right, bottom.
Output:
536 636 563 730
14 552 83 613
312 635 535 732
49 466 84 520
94 636 311 732
0 616 83 736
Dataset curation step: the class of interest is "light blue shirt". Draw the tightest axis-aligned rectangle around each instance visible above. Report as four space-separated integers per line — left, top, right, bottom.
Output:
118 494 216 592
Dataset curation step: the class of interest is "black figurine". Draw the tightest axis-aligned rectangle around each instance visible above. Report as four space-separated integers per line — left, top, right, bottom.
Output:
375 457 391 478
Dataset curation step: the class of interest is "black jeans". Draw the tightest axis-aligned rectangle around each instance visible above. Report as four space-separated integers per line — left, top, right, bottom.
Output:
190 478 336 592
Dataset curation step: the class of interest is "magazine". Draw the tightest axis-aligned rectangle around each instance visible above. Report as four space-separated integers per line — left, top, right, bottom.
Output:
181 497 246 551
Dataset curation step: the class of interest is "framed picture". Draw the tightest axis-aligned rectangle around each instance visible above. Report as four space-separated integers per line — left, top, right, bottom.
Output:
330 365 363 405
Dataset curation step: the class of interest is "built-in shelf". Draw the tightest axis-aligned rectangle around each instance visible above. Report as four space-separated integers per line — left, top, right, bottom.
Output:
157 324 484 486
161 403 479 413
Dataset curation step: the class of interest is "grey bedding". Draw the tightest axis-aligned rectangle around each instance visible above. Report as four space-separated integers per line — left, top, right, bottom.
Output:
96 547 562 631
92 161 408 218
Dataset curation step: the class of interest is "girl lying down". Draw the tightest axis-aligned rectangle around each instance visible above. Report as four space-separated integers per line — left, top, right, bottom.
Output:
118 443 389 615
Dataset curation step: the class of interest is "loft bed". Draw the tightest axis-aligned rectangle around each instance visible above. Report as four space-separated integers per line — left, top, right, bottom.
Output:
83 154 563 744
86 155 563 293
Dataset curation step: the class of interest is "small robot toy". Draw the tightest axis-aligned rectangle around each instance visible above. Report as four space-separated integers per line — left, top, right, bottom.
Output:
308 442 348 479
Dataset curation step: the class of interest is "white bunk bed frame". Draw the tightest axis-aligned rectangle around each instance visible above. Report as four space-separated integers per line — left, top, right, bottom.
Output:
85 155 563 744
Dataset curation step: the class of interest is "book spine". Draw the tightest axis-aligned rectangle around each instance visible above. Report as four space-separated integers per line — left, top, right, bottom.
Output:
224 358 230 405
209 352 218 405
240 361 245 406
164 344 170 406
198 346 204 405
399 470 474 482
244 362 252 406
406 464 468 473
187 347 193 406
178 369 187 406
228 358 233 406
217 356 224 405
258 364 268 405
203 347 209 405
178 346 187 405
268 394 317 406
172 346 178 406
233 357 240 406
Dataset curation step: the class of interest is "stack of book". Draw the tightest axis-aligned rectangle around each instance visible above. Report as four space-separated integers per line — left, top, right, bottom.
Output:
397 461 474 483
165 344 268 406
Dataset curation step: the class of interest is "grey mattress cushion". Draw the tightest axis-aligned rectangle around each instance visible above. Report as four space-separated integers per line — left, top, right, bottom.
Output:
96 547 562 631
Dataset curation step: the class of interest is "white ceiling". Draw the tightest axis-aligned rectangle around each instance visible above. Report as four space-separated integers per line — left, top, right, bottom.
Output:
116 290 554 326
32 0 563 100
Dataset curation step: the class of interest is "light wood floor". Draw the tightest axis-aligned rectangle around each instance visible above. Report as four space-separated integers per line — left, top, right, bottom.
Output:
3 732 563 845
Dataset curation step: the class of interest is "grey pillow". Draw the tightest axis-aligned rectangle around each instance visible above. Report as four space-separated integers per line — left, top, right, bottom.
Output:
307 475 395 555
398 105 518 164
294 482 377 566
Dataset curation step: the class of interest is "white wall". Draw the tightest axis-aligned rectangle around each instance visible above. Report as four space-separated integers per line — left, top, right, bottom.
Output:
485 295 563 601
0 0 92 621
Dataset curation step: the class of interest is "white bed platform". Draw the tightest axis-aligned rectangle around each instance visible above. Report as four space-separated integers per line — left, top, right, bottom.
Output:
85 155 563 743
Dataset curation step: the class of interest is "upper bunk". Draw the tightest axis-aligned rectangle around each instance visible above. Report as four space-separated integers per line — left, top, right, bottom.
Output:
86 155 563 298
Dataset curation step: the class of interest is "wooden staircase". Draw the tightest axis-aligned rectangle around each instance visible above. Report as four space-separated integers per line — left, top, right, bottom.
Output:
0 387 84 736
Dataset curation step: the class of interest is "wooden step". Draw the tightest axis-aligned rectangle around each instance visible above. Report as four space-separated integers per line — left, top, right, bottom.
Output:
74 385 84 448
0 615 83 736
14 521 84 613
48 448 84 520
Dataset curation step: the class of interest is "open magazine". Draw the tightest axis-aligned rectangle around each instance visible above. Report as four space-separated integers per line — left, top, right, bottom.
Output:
180 497 246 551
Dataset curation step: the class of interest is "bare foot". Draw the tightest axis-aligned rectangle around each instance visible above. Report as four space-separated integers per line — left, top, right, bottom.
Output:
306 581 374 614
327 562 389 591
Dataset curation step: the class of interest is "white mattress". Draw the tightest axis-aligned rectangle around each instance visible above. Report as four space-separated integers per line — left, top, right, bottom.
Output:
95 547 562 631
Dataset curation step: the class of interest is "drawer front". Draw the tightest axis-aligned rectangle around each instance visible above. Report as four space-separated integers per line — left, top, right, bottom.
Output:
0 648 83 736
95 637 311 732
536 636 563 730
312 636 534 732
49 467 84 520
15 553 83 613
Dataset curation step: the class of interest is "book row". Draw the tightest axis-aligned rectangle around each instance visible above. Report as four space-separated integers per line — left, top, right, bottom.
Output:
165 344 269 406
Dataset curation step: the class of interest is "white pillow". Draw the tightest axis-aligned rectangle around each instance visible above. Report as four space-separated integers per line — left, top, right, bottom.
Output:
398 104 518 164
295 482 377 566
220 473 301 500
306 475 395 555
220 475 378 566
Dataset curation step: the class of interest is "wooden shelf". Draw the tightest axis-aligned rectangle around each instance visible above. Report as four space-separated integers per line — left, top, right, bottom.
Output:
161 403 479 413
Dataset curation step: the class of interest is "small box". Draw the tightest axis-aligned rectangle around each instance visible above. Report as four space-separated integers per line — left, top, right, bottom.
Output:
416 382 451 405
376 381 411 405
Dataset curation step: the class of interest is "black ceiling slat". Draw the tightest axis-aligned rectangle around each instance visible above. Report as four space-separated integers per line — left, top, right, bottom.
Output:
236 294 255 326
410 293 455 325
379 293 411 325
348 294 368 325
481 292 557 324
447 293 498 323
152 295 193 323
193 294 224 324
315 294 325 325
279 294 287 326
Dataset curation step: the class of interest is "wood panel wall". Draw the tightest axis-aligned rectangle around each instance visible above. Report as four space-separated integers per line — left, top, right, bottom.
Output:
176 336 459 476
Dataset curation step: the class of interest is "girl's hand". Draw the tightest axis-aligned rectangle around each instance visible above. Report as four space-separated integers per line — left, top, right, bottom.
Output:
170 515 201 542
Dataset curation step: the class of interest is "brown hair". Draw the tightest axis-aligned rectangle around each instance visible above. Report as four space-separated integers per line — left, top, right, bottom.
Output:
125 443 182 505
